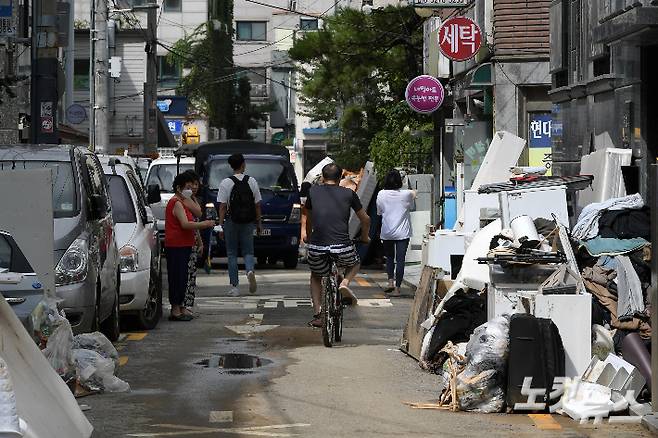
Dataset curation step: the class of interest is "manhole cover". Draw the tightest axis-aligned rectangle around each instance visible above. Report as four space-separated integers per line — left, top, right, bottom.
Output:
195 353 272 374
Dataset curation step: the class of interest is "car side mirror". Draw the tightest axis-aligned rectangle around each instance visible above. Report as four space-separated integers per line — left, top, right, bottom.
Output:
147 184 161 204
89 194 105 221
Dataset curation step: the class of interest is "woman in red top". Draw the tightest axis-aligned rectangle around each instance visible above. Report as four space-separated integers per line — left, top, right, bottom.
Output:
165 172 214 321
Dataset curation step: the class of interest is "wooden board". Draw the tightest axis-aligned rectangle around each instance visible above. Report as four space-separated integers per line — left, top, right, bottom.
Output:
401 266 439 360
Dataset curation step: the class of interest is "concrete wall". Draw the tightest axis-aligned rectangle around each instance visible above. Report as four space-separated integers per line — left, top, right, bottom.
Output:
493 61 551 136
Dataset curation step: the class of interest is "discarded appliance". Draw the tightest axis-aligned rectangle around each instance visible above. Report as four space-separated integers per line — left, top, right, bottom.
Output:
578 147 632 214
349 161 377 240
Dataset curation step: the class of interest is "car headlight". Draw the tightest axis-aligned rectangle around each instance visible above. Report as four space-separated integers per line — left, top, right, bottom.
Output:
119 245 139 273
289 203 302 223
55 238 88 286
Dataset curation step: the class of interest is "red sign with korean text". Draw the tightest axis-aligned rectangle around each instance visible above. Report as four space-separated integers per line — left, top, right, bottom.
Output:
438 16 482 61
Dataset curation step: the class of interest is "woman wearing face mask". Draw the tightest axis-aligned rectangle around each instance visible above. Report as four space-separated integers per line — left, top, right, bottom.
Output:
182 170 203 317
165 172 214 321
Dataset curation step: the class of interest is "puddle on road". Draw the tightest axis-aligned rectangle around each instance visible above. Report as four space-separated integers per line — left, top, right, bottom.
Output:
195 353 272 375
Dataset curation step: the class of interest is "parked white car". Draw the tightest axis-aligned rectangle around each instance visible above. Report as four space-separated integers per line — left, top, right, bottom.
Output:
102 159 162 330
145 156 195 240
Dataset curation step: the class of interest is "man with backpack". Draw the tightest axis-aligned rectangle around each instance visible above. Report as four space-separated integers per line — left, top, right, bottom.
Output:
217 153 262 297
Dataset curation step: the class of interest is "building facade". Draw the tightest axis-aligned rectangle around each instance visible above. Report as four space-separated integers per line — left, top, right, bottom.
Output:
549 0 658 197
437 0 552 191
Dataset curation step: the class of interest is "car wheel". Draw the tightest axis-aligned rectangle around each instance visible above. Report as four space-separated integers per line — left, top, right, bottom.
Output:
267 257 277 266
137 263 163 330
283 254 299 269
101 272 121 341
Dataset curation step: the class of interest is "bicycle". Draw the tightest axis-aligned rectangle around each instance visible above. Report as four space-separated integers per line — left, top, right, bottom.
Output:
321 260 343 348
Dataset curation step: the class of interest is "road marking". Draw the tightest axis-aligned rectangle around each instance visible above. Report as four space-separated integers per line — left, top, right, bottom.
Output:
528 414 561 430
126 333 148 341
209 411 233 423
225 324 280 335
119 356 129 367
193 296 313 310
355 277 370 287
127 423 311 437
356 299 393 307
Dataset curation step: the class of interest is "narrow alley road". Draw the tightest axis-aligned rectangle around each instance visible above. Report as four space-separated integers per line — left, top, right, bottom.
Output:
84 265 651 438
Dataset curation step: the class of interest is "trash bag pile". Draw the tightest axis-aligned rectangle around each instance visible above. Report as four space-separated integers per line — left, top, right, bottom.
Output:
454 316 510 413
30 297 129 395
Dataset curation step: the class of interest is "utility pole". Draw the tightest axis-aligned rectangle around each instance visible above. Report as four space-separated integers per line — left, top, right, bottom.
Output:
91 0 110 153
143 6 158 154
30 0 60 144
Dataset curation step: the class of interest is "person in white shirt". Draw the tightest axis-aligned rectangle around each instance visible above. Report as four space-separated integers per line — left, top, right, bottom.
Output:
217 154 263 297
376 169 416 297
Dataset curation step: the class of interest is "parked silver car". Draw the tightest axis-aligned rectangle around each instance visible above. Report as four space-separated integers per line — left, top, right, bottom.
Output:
0 145 121 341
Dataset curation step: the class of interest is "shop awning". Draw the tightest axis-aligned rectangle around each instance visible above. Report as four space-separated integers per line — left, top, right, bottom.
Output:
465 63 492 90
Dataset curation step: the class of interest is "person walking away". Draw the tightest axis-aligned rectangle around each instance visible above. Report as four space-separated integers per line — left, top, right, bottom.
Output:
182 170 203 317
376 169 416 297
304 163 370 328
217 153 263 297
165 172 215 321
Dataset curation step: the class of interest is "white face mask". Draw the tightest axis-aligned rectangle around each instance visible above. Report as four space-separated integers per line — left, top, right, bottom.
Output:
181 189 193 199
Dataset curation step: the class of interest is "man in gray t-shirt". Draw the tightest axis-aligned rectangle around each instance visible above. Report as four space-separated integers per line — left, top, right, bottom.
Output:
303 163 370 328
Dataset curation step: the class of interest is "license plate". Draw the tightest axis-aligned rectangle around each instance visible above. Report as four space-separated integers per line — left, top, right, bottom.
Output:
256 228 271 236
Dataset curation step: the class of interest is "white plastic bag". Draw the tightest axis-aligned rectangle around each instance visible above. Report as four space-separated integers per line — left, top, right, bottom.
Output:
455 316 510 413
72 349 130 393
42 319 74 378
72 332 119 368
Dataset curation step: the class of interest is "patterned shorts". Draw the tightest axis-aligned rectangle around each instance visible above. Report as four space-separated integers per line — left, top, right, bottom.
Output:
307 243 360 277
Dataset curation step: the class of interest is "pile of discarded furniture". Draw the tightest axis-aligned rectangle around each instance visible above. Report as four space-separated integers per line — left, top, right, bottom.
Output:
402 132 653 422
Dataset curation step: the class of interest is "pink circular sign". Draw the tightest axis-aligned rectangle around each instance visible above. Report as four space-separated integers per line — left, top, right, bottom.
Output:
405 75 444 114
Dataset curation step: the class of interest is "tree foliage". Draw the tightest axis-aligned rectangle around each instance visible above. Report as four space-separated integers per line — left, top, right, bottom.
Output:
289 6 427 171
168 4 270 140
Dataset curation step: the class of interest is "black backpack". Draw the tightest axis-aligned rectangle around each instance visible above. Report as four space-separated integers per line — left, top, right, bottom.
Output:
228 176 257 224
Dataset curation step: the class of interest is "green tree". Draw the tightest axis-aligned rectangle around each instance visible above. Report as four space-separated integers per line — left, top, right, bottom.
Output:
369 101 433 179
289 6 426 170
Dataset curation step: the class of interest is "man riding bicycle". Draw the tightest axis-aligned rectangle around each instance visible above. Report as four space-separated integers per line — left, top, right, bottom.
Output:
302 163 371 328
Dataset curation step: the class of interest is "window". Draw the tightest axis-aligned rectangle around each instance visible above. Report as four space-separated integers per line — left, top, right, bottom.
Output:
0 160 78 217
126 172 148 224
237 68 267 98
107 176 137 224
158 56 181 89
236 21 267 41
163 0 182 12
300 18 318 31
208 159 294 191
83 154 109 216
146 163 194 193
74 59 89 91
0 235 10 271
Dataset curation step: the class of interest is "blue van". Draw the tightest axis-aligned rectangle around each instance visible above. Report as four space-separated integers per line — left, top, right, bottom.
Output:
180 141 301 269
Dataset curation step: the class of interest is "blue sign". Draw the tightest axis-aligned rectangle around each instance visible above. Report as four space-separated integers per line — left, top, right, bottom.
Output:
157 99 172 112
167 119 184 135
528 113 552 148
157 95 188 116
0 0 12 17
66 104 87 124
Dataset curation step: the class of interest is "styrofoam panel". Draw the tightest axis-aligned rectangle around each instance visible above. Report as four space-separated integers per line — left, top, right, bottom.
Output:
349 162 377 239
578 148 632 210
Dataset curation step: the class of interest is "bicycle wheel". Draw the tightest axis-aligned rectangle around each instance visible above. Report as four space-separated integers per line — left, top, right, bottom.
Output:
334 299 343 343
321 278 335 347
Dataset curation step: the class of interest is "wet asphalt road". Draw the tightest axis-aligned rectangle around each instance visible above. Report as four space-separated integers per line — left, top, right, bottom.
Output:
83 263 652 438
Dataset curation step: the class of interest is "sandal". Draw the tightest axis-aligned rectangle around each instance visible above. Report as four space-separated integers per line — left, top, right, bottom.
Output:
308 313 322 328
